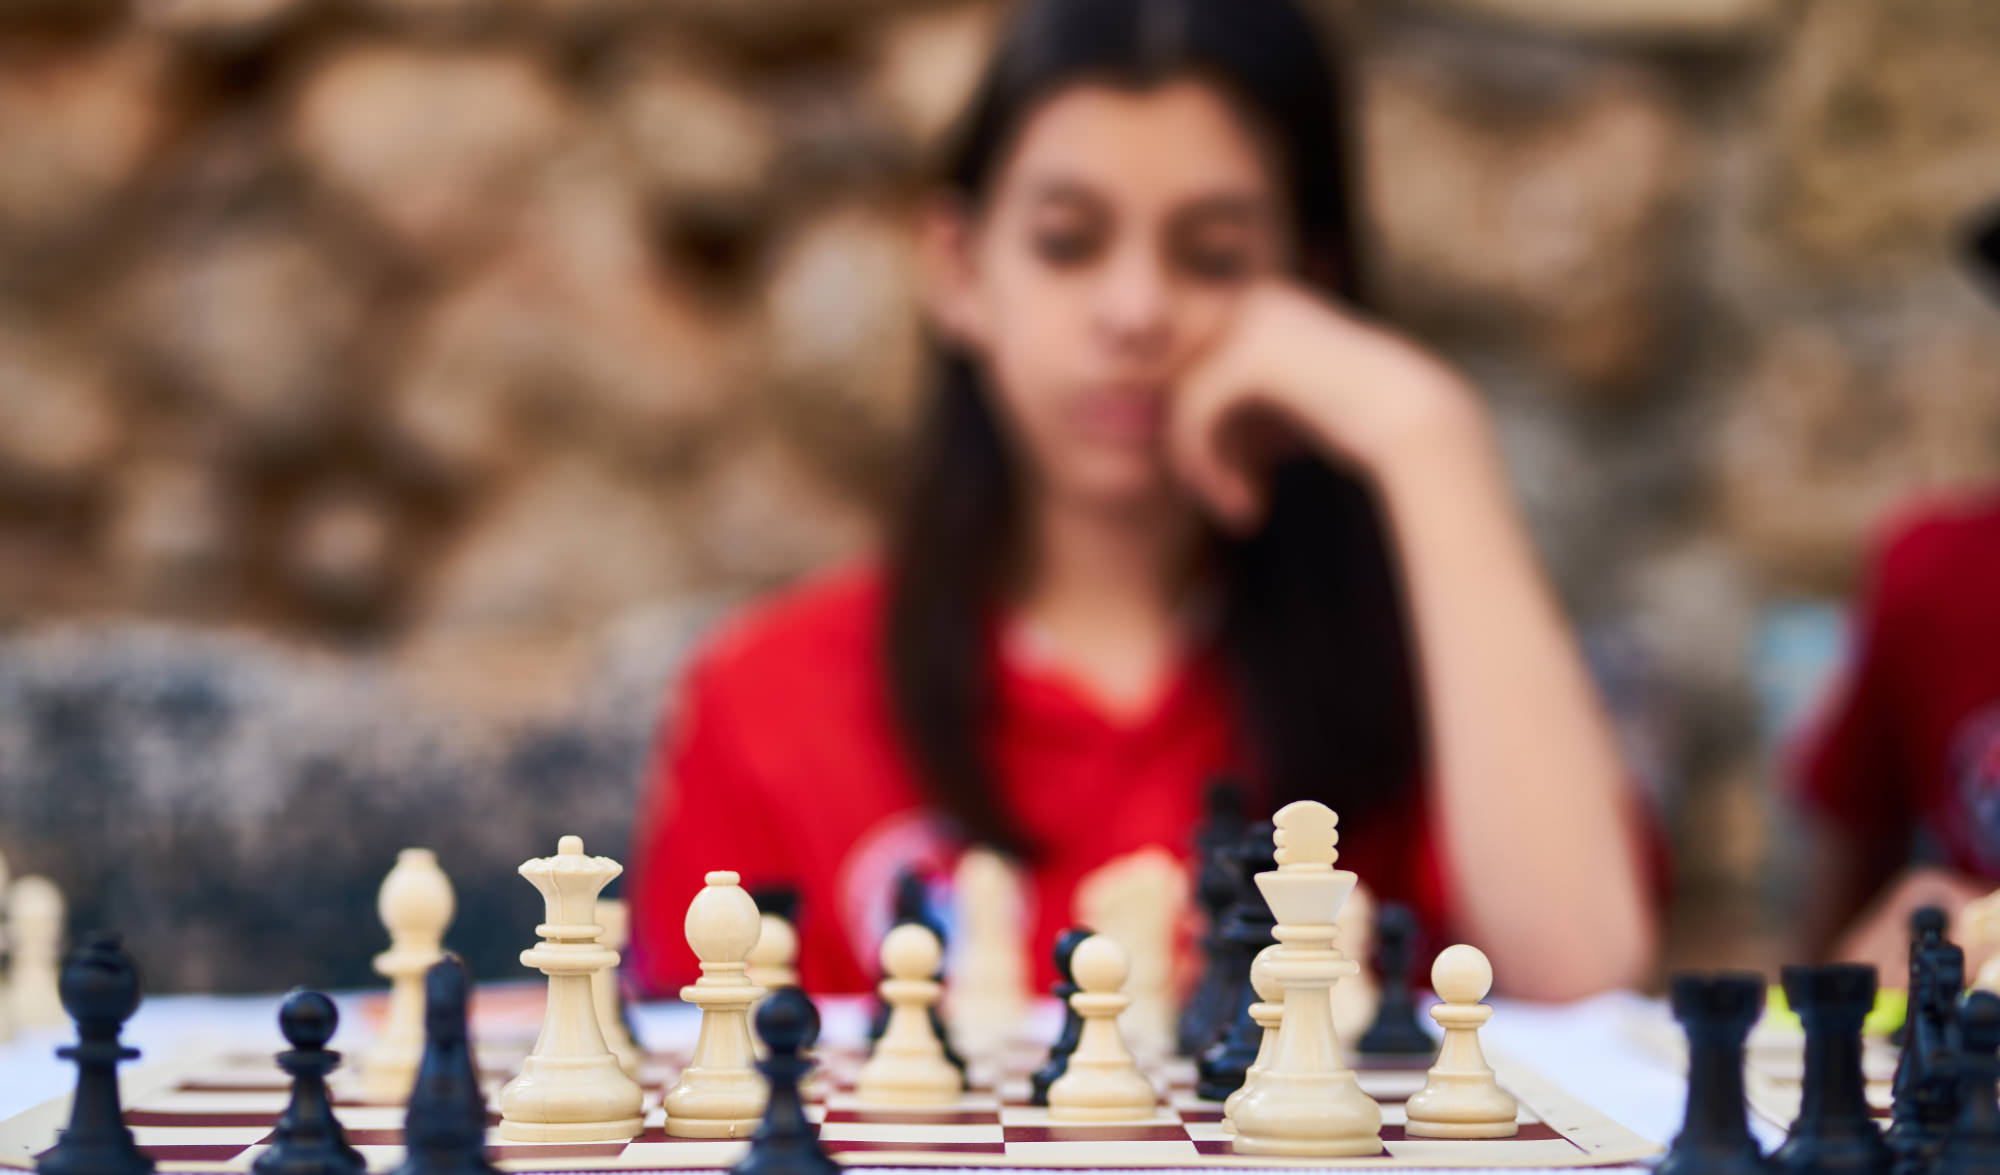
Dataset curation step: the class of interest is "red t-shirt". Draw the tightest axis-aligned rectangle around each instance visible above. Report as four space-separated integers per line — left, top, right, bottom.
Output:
626 563 1449 997
1789 491 2000 879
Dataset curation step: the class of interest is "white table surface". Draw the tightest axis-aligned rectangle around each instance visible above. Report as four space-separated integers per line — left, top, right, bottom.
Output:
0 989 1754 1172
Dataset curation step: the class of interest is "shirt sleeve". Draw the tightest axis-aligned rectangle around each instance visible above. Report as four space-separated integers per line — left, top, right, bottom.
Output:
1785 516 1923 851
625 646 788 999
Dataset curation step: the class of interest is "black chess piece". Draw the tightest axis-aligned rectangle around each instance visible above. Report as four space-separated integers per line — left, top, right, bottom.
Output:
1656 972 1777 1175
389 955 499 1175
253 990 365 1175
1891 943 1966 1175
1358 903 1434 1055
1177 778 1247 1057
37 934 155 1175
1195 821 1277 1103
1934 990 2000 1175
1031 927 1094 1106
730 987 837 1175
1891 907 1949 1049
1774 963 1892 1175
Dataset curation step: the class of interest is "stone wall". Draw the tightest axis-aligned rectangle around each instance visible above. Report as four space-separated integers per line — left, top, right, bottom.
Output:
0 0 1996 989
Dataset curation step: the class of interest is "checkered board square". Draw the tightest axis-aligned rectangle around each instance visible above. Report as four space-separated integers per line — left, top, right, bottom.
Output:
1743 1036 1901 1131
0 1039 1659 1171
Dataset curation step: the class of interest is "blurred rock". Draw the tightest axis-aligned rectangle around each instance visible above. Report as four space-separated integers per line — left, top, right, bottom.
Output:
864 1 997 151
607 43 778 210
1763 0 2000 280
0 325 123 499
134 0 311 43
291 44 570 266
1364 50 1688 392
284 482 401 626
0 37 168 261
1388 0 1776 39
116 220 367 460
106 460 237 612
762 204 925 494
688 434 876 588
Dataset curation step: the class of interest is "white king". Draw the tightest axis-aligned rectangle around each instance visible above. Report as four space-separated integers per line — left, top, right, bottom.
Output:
497 836 644 1142
1230 800 1383 1156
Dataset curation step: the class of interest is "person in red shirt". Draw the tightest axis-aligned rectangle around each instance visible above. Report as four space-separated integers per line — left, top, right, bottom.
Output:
1787 202 2000 980
629 0 1659 1002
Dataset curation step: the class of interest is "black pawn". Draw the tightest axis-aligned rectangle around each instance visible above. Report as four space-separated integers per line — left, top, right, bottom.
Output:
730 988 836 1175
1891 907 1949 1049
1934 991 2000 1175
1195 822 1276 1103
1358 903 1434 1055
1890 943 1966 1175
389 956 499 1175
254 991 364 1175
1177 778 1246 1057
1657 972 1777 1175
1774 964 1892 1175
38 933 155 1175
1031 927 1094 1106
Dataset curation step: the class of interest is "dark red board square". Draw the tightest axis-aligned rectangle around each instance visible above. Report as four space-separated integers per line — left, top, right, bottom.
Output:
1194 1139 1391 1158
1004 1126 1189 1143
488 1143 635 1161
127 1111 272 1128
1177 1109 1225 1123
822 1141 1007 1155
820 1110 995 1125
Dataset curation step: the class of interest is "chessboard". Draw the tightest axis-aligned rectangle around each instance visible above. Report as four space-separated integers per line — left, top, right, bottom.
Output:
1742 1033 1900 1132
0 1035 1660 1171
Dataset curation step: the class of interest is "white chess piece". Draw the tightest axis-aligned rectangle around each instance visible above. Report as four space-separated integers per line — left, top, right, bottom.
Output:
948 848 1028 1059
1222 944 1283 1134
664 871 769 1136
1330 882 1379 1040
593 897 643 1079
363 848 455 1100
1049 933 1158 1121
747 909 799 1059
1075 848 1187 1060
1230 801 1382 1156
9 876 65 1029
497 837 644 1141
1965 888 2000 994
1403 944 1518 1138
855 923 961 1105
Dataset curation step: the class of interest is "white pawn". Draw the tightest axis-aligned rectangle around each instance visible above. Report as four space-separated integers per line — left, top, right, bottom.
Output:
746 909 799 992
9 876 64 1029
948 849 1028 1059
498 837 643 1141
363 848 455 1099
664 871 768 1137
1048 934 1157 1121
1404 945 1518 1138
855 923 961 1105
1222 944 1283 1134
593 898 643 1079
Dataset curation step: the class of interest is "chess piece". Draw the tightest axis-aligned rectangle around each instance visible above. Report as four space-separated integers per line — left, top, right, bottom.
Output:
254 990 366 1175
730 987 838 1175
1076 847 1188 1061
1230 801 1382 1156
1890 942 1966 1175
1935 991 2000 1175
948 848 1029 1059
593 898 643 1079
497 836 643 1142
1048 934 1157 1121
1221 945 1282 1135
1178 779 1247 1057
1892 907 1948 1048
1656 972 1776 1175
1964 891 2000 996
364 848 456 1100
389 955 500 1175
856 923 960 1105
1357 903 1433 1054
11 876 67 1029
747 909 800 993
1031 927 1093 1106
869 868 938 1042
1195 822 1276 1102
1403 945 1518 1138
665 870 769 1137
1329 882 1378 1041
37 934 153 1175
1774 963 1890 1175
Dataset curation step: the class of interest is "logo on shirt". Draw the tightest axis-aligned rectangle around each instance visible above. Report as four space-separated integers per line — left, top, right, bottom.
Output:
835 810 957 968
1953 703 2000 871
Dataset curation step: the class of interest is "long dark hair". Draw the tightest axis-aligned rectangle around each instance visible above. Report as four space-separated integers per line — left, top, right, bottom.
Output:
884 0 1422 857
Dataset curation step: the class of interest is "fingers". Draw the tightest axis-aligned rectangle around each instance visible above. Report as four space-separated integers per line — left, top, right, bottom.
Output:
1166 349 1266 534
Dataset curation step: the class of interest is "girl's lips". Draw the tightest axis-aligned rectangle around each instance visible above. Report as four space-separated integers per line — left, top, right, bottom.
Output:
1073 385 1168 444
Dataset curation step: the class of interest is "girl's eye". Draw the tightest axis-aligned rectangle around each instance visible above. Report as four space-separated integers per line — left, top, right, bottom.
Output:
1181 247 1252 282
1034 231 1099 266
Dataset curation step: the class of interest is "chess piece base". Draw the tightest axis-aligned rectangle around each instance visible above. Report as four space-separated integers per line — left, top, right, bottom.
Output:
495 1117 643 1143
1230 1071 1383 1157
663 1116 762 1139
1405 1118 1520 1139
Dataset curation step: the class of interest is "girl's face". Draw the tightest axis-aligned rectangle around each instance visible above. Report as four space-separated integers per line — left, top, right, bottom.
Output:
922 78 1296 515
